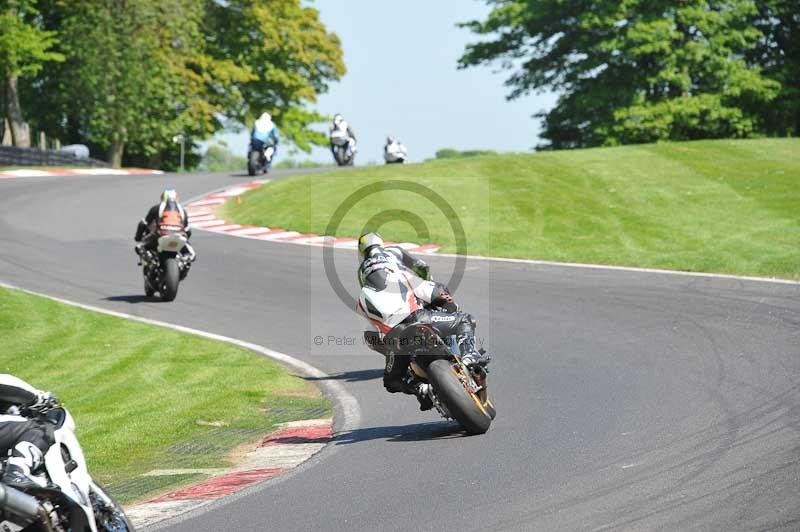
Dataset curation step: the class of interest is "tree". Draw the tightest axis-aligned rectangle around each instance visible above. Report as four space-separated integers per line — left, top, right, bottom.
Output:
750 0 800 136
460 1 780 149
0 0 62 147
204 0 346 152
40 0 254 167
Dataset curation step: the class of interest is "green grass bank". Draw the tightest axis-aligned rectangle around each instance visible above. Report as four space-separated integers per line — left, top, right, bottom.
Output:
0 286 329 502
221 138 800 279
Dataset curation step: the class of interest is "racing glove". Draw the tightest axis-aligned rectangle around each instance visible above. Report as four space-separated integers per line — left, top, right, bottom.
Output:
412 259 431 281
29 392 59 414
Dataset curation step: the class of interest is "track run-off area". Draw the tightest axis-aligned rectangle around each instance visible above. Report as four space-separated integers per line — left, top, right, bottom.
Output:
1 170 798 531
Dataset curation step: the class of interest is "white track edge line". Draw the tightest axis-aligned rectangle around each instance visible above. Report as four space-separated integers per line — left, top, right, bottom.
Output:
432 252 800 286
0 280 362 525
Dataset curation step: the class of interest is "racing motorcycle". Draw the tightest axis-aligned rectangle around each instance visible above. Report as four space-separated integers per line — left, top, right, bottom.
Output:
390 324 496 434
330 131 355 166
384 143 407 164
363 271 496 435
0 405 135 532
247 141 275 176
141 225 193 302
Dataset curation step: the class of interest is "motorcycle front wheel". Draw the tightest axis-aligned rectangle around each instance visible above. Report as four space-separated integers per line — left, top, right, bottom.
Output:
160 258 180 302
247 150 260 176
91 484 136 532
427 359 492 435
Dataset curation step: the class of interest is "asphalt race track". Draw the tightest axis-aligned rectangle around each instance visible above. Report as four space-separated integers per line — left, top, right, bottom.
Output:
1 171 799 531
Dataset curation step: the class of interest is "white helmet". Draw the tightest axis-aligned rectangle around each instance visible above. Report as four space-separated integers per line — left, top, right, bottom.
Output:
259 112 272 122
333 113 343 125
358 232 384 260
161 188 178 202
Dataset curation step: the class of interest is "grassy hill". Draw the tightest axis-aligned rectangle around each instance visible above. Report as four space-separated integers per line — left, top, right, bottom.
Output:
221 138 800 279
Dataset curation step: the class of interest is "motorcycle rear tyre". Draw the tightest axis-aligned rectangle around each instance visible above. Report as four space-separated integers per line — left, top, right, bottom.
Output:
427 359 492 435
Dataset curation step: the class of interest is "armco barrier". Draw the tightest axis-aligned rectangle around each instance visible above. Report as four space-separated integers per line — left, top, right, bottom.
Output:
0 146 109 167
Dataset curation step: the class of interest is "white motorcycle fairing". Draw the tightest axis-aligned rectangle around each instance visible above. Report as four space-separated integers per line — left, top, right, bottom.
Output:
43 408 99 532
329 129 350 146
384 144 407 163
157 231 187 253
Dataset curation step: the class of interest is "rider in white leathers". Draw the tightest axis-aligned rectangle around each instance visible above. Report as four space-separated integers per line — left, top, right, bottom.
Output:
355 233 489 410
0 375 57 488
384 136 408 164
329 114 356 164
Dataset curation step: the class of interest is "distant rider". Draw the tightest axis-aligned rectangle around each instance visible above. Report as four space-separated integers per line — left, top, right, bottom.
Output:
250 112 280 169
384 136 408 164
329 114 356 163
0 374 58 489
134 189 196 264
355 233 490 410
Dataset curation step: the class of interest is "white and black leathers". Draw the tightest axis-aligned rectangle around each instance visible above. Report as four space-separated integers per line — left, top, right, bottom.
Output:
0 375 55 488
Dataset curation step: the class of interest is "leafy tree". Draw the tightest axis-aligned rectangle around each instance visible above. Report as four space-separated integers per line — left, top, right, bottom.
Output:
199 141 246 172
750 0 800 136
32 0 253 167
204 0 346 152
460 1 780 149
0 0 62 147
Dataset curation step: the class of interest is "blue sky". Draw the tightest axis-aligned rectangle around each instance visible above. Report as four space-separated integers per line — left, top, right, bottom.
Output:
208 1 557 163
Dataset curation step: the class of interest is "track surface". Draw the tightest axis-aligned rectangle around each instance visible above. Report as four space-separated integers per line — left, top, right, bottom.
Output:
1 172 798 531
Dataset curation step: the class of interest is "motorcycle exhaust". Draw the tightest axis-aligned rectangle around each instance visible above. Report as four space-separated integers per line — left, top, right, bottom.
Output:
0 482 41 520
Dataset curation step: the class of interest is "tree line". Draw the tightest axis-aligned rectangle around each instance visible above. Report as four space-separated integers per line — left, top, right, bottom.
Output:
0 0 344 168
460 0 799 149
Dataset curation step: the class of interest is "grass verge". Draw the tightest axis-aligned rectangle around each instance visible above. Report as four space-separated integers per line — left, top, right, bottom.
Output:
0 286 330 503
220 138 800 279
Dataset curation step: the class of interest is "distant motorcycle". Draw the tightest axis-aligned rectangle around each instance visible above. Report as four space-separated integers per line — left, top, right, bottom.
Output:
0 404 135 532
141 225 193 302
330 131 355 166
384 142 408 164
247 142 275 176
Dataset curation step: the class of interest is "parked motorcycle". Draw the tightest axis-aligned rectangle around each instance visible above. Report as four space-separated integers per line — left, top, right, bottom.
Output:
0 405 135 532
247 142 275 176
330 131 355 166
141 225 193 302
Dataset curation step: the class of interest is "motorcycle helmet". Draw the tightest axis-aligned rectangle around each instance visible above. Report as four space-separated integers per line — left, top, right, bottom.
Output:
161 189 178 202
386 136 395 145
259 112 272 122
358 232 384 260
333 114 343 125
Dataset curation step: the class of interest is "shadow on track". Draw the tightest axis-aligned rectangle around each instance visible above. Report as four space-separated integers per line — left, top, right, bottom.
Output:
334 421 468 445
303 368 383 383
103 295 160 304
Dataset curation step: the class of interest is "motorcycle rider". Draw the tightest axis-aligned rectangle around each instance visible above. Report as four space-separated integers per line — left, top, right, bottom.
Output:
384 136 408 164
329 113 356 164
250 112 280 169
0 375 58 489
134 188 196 265
356 232 490 410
